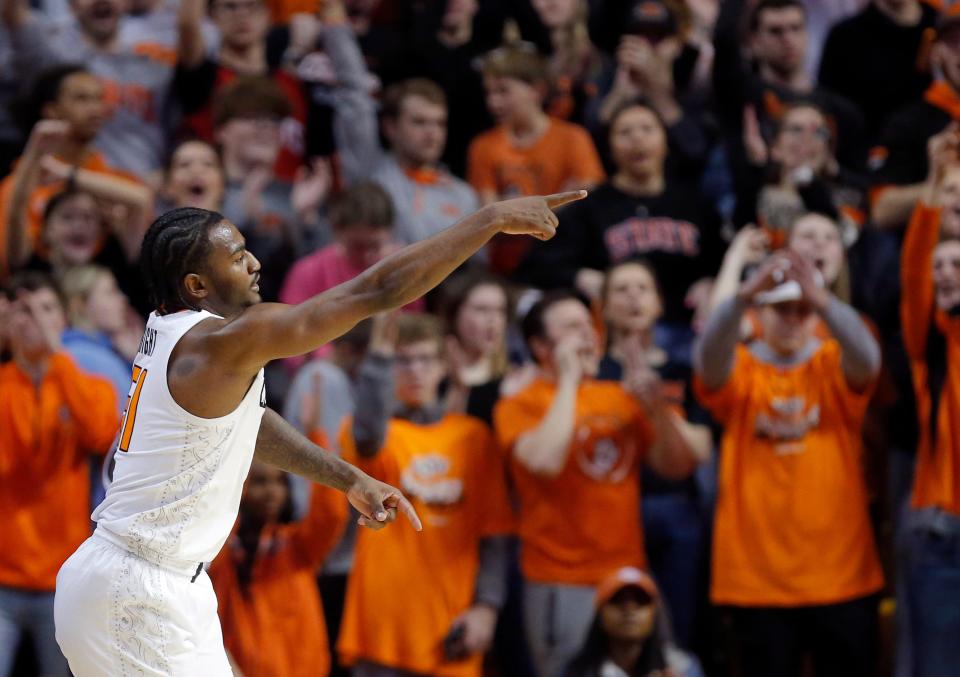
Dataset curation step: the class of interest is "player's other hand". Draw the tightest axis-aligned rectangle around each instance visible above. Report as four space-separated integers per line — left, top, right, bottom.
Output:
489 191 587 241
346 472 422 532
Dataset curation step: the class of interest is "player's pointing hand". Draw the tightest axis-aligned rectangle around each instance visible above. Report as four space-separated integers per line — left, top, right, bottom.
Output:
347 473 423 532
491 190 588 241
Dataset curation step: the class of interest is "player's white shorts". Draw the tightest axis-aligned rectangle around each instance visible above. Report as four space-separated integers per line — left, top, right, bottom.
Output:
54 531 232 676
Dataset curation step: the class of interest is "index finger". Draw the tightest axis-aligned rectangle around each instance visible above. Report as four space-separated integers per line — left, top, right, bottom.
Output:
544 190 588 210
386 492 423 531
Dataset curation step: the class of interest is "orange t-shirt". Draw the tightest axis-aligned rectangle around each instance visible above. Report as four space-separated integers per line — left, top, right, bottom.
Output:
694 342 884 607
901 202 960 514
337 414 513 677
209 482 347 677
0 353 119 590
0 151 144 280
466 118 605 275
493 378 652 586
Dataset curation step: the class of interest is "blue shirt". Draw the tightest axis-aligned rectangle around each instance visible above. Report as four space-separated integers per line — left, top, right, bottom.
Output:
62 329 130 412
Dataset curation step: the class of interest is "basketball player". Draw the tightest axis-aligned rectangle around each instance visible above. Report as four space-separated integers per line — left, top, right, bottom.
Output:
52 191 585 675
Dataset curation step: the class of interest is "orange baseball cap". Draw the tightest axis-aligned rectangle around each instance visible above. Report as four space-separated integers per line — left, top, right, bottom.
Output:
594 567 660 609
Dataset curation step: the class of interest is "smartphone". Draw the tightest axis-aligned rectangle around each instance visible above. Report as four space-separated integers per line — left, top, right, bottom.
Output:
442 623 467 661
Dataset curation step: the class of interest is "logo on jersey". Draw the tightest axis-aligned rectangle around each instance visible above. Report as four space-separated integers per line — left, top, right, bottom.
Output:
400 454 464 507
259 383 267 408
755 396 821 455
574 414 637 482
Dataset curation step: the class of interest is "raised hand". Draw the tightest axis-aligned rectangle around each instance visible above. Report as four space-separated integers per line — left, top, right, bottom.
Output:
291 157 332 219
241 167 272 222
24 119 70 160
736 253 791 303
346 474 422 531
445 334 472 388
493 191 587 240
785 249 829 311
299 368 324 439
553 334 585 385
728 225 770 268
927 122 960 187
742 105 768 166
620 334 664 412
368 311 399 357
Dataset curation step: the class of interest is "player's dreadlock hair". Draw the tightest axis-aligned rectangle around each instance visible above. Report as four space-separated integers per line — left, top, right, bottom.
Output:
140 208 225 314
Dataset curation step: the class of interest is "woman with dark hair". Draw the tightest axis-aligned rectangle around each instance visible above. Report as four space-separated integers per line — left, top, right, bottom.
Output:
566 567 702 677
598 260 711 652
518 100 724 362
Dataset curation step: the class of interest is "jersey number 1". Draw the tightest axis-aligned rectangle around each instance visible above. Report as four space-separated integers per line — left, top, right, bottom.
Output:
118 365 148 452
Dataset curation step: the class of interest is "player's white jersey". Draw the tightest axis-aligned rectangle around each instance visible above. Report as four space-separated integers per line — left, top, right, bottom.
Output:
92 309 266 569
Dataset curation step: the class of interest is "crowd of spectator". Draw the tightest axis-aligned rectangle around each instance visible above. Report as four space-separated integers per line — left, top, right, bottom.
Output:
2 0 960 676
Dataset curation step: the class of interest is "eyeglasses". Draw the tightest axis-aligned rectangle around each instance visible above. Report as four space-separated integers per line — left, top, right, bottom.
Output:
214 0 264 15
781 124 830 141
395 354 441 368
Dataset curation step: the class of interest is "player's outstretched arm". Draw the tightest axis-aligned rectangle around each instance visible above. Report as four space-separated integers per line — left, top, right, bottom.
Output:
255 408 422 531
212 192 586 370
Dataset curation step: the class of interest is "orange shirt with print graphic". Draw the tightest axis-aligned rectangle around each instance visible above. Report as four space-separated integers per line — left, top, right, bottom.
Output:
337 414 513 677
494 378 652 586
466 118 604 275
0 152 144 279
209 472 348 677
694 342 884 607
0 354 119 591
901 202 960 515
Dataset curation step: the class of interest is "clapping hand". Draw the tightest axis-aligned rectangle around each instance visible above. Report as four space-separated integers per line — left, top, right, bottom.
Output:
620 334 664 412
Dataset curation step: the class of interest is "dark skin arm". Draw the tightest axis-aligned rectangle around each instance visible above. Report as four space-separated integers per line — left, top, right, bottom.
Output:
168 193 585 419
256 408 421 530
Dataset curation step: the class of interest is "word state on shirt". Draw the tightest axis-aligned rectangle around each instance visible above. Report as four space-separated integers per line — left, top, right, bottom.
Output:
604 215 701 262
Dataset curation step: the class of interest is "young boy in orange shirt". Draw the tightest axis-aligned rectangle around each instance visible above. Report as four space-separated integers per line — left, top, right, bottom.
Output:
694 250 883 677
0 272 119 675
468 46 605 275
337 314 514 677
494 291 701 677
209 457 347 677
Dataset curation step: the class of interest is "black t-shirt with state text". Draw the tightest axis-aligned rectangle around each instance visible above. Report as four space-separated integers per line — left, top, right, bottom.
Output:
517 181 725 326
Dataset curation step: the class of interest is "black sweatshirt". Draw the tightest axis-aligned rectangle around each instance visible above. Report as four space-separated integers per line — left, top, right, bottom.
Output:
517 181 725 325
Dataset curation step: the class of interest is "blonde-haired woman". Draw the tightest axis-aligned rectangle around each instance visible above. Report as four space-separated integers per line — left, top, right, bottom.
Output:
60 265 142 406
